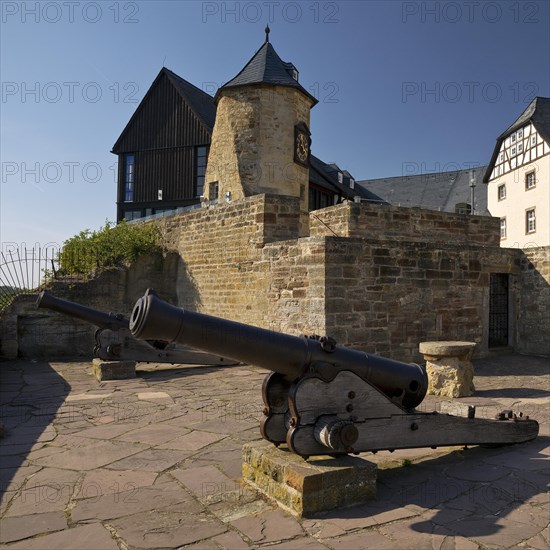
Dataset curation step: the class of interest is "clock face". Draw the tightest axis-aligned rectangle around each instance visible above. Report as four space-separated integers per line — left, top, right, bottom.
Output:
296 132 309 164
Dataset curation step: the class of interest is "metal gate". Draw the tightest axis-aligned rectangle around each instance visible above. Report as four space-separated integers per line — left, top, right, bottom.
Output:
0 245 59 312
489 273 509 347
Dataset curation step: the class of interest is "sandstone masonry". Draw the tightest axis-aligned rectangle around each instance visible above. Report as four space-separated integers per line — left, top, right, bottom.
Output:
2 195 548 363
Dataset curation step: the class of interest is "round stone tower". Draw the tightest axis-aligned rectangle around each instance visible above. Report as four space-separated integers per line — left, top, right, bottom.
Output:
204 28 318 234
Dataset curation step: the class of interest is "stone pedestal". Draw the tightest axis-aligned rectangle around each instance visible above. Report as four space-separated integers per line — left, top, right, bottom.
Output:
242 440 377 518
93 359 136 381
419 341 476 398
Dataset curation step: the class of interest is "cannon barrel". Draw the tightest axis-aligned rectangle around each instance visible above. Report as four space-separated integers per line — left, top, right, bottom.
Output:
36 291 129 331
130 290 428 409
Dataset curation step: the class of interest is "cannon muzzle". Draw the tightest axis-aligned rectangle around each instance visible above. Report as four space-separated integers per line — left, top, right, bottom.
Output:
130 289 428 409
37 291 129 331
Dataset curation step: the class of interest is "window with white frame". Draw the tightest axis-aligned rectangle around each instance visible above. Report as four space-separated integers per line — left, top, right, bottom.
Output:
500 218 506 239
511 146 516 155
511 134 516 143
498 184 506 200
532 135 536 145
525 171 536 190
518 143 522 153
526 209 536 234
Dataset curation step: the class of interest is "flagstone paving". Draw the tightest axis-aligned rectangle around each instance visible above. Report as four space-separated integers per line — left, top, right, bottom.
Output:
0 354 548 549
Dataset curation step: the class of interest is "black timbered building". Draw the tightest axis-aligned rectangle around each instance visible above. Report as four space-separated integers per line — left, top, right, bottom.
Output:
112 67 383 222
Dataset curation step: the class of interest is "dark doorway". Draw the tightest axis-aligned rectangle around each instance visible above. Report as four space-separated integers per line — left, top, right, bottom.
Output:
489 273 509 347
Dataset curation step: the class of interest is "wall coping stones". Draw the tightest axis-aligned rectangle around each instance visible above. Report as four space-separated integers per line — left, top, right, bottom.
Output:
419 341 477 357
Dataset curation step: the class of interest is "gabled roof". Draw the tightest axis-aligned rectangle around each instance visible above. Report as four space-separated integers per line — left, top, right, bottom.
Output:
215 41 318 105
112 67 216 152
358 166 488 215
163 68 216 130
310 156 388 204
483 97 550 183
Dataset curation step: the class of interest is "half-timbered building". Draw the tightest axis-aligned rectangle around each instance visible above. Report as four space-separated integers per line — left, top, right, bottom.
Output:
484 97 550 247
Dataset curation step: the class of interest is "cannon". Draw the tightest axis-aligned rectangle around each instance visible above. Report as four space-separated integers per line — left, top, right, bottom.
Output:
36 291 237 366
129 289 539 457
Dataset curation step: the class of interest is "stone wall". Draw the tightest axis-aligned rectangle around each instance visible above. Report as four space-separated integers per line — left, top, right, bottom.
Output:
155 194 301 326
322 236 521 363
2 194 548 363
517 246 550 355
310 202 501 246
0 253 178 359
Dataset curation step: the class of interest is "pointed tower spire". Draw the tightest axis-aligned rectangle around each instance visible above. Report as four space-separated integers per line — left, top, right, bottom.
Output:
265 24 270 43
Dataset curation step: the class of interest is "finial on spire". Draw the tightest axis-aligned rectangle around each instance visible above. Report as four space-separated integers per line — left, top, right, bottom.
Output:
265 24 270 43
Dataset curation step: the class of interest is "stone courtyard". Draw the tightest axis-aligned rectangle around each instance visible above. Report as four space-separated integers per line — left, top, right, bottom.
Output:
0 353 548 549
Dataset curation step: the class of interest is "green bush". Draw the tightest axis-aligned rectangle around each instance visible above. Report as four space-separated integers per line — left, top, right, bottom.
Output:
57 220 163 277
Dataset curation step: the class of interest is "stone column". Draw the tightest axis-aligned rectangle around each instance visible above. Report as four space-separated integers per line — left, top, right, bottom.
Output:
419 341 476 398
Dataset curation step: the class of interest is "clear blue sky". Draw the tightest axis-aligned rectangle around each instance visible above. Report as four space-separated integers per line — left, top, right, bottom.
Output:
1 0 549 250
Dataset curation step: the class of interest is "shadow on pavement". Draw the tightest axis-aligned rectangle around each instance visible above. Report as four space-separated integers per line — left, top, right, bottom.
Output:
318 436 548 539
0 361 70 501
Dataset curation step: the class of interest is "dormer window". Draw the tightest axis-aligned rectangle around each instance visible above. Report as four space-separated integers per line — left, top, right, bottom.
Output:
292 69 299 81
338 172 343 184
350 178 355 189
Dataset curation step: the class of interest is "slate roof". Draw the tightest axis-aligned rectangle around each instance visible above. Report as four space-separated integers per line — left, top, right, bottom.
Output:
216 41 318 105
483 97 550 183
358 165 488 215
310 156 388 204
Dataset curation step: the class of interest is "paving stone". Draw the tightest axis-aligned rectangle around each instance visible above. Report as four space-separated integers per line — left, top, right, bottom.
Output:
301 518 347 539
115 423 190 445
107 448 188 472
445 516 542 547
71 482 193 522
65 393 114 402
5 468 80 517
192 416 258 434
0 424 56 446
231 509 305 544
378 517 451 549
156 429 227 451
30 439 148 470
137 391 173 402
209 530 251 549
484 448 550 471
2 522 119 549
23 444 66 460
70 422 140 439
0 511 67 543
523 532 550 550
327 530 393 549
75 468 157 499
0 490 16 515
170 464 236 501
110 502 227 548
260 536 329 549
444 461 512 482
0 464 41 492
